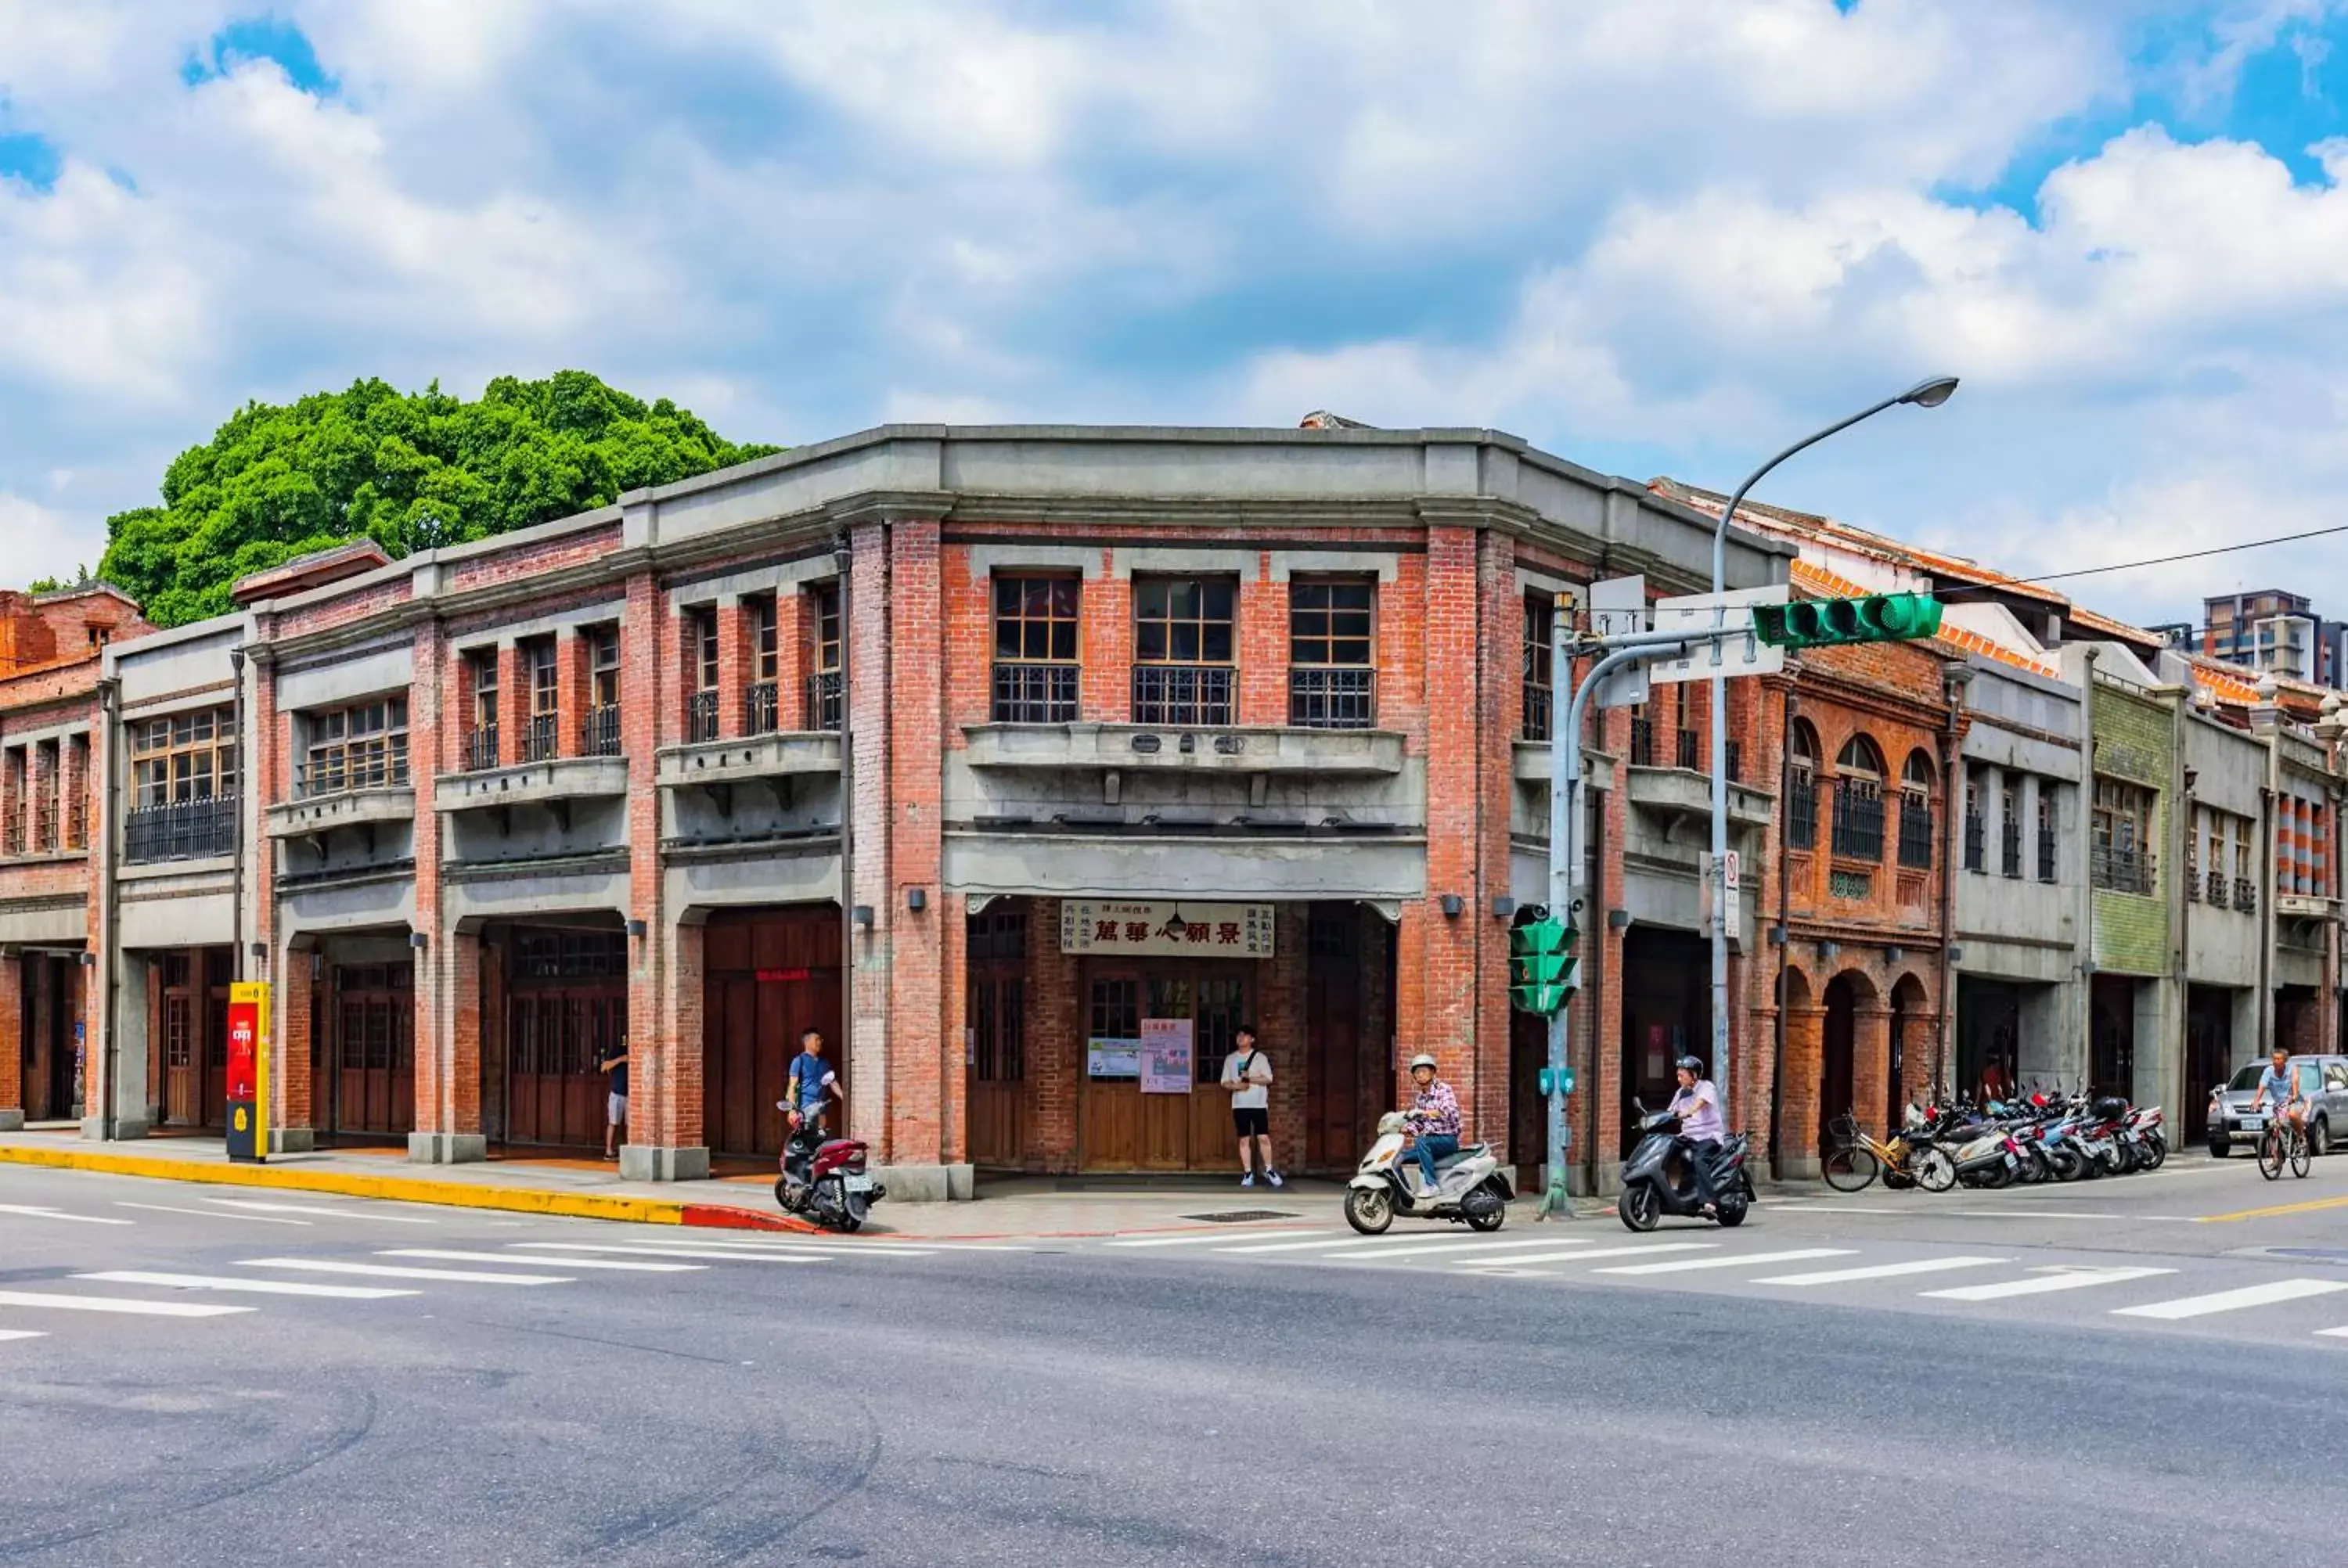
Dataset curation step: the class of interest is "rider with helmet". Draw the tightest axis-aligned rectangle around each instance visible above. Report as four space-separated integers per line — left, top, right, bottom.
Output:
1667 1056 1725 1217
1404 1052 1463 1198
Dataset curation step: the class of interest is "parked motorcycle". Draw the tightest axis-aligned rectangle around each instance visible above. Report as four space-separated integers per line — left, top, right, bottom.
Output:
1342 1110 1514 1235
773 1109 884 1232
1618 1102 1754 1232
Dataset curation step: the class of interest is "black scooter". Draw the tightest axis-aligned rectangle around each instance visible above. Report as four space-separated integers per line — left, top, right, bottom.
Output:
1617 1101 1753 1232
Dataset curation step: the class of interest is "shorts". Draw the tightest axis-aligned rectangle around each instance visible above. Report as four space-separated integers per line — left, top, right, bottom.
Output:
607 1093 628 1127
1233 1106 1269 1138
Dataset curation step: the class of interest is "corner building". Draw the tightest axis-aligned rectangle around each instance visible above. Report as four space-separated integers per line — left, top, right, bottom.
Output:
98 424 1783 1194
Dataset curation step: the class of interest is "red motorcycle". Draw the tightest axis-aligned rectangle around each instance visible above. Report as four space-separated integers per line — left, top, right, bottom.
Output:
774 1108 884 1232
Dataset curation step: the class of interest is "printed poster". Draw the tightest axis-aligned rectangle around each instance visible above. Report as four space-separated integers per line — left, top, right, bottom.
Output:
1087 1038 1142 1079
1139 1017 1194 1094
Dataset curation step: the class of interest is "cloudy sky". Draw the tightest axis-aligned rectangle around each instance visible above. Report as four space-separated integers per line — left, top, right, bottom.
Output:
3 1 2346 629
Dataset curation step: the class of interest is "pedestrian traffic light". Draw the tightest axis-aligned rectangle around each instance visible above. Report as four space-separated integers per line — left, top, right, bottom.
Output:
1750 592 1943 649
1508 912 1578 1016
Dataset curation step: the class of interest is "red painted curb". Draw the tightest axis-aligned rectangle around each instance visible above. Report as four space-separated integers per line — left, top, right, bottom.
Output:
679 1203 823 1235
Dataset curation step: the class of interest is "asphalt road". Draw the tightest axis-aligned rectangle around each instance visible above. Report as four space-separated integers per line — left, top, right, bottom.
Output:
4 1161 2346 1568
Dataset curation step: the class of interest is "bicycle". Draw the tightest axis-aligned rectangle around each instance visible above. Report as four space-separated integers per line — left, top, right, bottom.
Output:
2259 1111 2314 1181
1820 1113 1956 1194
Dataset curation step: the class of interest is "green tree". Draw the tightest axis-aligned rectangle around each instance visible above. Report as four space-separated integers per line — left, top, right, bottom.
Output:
85 370 780 626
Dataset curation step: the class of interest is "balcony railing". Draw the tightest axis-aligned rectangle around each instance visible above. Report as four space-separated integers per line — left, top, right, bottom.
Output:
1831 780 1885 861
580 704 622 757
294 752 410 798
2091 844 2155 896
524 712 560 763
31 797 56 853
2235 876 2258 913
994 662 1079 725
1786 771 1817 851
1675 728 1700 771
2000 815 2022 878
686 689 719 744
1 818 20 856
1289 667 1376 730
745 680 780 736
65 795 86 851
1897 797 1934 869
124 794 239 864
1725 742 1741 783
805 669 844 733
2185 861 2201 902
2206 869 2226 907
1522 683 1553 743
2038 827 2058 883
1629 717 1656 768
1964 811 1986 872
1132 664 1233 728
464 726 501 773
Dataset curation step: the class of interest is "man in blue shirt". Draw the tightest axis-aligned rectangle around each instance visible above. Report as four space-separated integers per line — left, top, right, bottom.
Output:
782 1028 844 1135
2250 1048 2308 1146
597 1038 629 1160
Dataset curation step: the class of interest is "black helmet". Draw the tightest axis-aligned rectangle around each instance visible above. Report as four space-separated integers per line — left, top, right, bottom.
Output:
1676 1056 1704 1077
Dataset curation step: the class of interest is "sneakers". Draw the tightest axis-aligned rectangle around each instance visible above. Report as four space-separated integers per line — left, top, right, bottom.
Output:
1240 1172 1256 1189
1266 1169 1285 1189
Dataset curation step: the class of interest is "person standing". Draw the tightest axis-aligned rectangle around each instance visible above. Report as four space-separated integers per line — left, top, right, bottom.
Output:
1220 1024 1282 1189
783 1027 844 1133
597 1037 630 1160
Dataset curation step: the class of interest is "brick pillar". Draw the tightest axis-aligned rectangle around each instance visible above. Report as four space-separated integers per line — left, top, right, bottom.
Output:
1782 1000 1827 1177
558 628 591 757
1261 904 1307 1175
497 642 525 766
1078 560 1129 725
774 588 809 730
277 944 313 1150
1025 898 1079 1173
661 919 705 1154
407 617 477 1162
1416 525 1482 1124
1474 535 1516 1160
1237 554 1287 727
1852 1000 1892 1139
0 953 22 1130
716 598 751 739
884 515 949 1177
621 567 704 1179
844 523 895 1156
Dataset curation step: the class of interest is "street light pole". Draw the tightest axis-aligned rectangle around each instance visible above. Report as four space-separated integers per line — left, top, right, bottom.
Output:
1705 376 1958 1133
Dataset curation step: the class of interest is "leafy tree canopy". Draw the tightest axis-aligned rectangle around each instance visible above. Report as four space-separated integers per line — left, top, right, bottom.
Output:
86 370 781 626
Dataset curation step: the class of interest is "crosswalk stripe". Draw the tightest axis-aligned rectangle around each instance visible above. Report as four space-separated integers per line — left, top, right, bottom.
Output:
0 1329 45 1342
509 1243 823 1264
1323 1237 1595 1261
1107 1232 1331 1248
207 1200 436 1224
0 1289 251 1318
2314 1325 2348 1339
1461 1243 1716 1269
117 1202 310 1225
75 1271 420 1300
591 1237 936 1257
0 1203 135 1226
1216 1235 1417 1254
1595 1248 1855 1277
2113 1278 2348 1321
1755 1256 2009 1286
1924 1267 2176 1302
239 1259 571 1286
382 1250 704 1273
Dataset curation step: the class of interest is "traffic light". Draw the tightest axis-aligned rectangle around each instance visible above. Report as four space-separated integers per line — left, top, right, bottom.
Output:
1750 592 1943 649
1508 912 1579 1016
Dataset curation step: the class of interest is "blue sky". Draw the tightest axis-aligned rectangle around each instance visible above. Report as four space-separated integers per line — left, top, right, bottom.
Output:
4 1 2348 628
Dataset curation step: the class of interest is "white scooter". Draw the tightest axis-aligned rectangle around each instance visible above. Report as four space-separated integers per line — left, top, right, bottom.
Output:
1343 1111 1515 1235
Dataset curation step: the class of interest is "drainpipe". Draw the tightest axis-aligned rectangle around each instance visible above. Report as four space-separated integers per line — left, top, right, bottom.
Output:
2178 762 2196 1126
2079 648 2099 1091
98 675 121 1141
832 531 855 1132
1770 682 1794 1176
229 644 247 987
1938 663 1969 1101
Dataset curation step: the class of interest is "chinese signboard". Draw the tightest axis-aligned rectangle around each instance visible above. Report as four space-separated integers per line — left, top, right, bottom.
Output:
1060 901 1276 958
1139 1018 1194 1094
225 980 270 1164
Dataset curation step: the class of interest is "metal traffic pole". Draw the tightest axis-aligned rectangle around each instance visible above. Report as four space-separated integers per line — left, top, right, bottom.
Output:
1540 631 1691 1220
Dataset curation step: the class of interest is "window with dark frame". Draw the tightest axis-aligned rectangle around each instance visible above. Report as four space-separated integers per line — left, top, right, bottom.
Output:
1785 721 1818 851
1287 577 1375 728
2091 777 2155 894
685 606 719 743
747 596 780 734
1131 576 1235 727
806 581 843 731
1522 595 1554 742
1999 776 2022 878
124 706 239 861
302 696 409 797
1896 750 1935 870
992 575 1080 723
2037 784 2058 883
1830 733 1886 861
1964 768 1986 872
525 638 559 761
465 650 500 770
584 625 622 754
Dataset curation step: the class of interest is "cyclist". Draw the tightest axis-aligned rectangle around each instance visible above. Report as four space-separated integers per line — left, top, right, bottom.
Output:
2249 1048 2309 1151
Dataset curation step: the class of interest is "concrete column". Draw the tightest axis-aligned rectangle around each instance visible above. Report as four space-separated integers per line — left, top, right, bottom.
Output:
0 952 21 1131
87 950 153 1141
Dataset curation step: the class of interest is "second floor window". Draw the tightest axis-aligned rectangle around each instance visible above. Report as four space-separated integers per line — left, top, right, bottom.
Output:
2000 776 2022 878
807 581 843 732
685 606 719 743
303 697 409 796
1785 721 1817 851
133 707 239 809
1522 595 1554 743
746 597 781 735
1288 578 1375 729
466 651 500 770
1830 734 1885 861
1132 576 1234 727
1896 750 1934 870
584 626 622 755
2091 777 2154 894
2037 786 2058 883
525 638 559 761
1964 769 1986 872
992 575 1079 724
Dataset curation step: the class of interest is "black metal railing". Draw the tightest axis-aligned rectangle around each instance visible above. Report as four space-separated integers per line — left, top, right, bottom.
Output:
1964 810 1986 872
31 796 56 852
464 726 501 772
65 795 85 851
1675 728 1701 771
744 680 780 735
1522 683 1553 743
2038 827 2058 883
124 794 239 864
1897 796 1934 869
1132 664 1233 728
686 689 719 744
580 704 622 757
2000 814 2022 878
993 662 1079 725
1289 667 1376 730
2235 876 2258 913
295 751 410 798
1629 717 1656 767
1786 770 1817 851
1 818 20 856
2207 869 2227 907
1831 779 1885 861
524 711 560 763
805 669 844 732
2091 844 2155 896
2185 858 2201 902
1725 742 1742 783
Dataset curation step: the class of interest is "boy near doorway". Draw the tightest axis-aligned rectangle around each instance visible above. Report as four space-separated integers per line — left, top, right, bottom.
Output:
597 1038 629 1160
1220 1025 1282 1189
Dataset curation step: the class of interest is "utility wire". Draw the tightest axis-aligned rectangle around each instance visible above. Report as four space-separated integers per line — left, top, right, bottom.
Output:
2017 521 2348 583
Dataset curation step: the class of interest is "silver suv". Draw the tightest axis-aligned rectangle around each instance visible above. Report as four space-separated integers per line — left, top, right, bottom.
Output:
2208 1055 2348 1158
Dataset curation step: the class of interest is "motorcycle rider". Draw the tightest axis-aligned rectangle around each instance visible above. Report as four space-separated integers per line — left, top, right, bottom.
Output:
1403 1052 1462 1198
1667 1056 1724 1217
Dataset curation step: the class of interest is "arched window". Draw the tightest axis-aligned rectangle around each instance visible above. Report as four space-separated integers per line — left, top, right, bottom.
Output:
1897 749 1936 869
1786 721 1820 851
1831 734 1886 860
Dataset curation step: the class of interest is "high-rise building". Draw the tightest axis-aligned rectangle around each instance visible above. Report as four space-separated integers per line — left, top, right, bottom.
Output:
2202 589 2347 687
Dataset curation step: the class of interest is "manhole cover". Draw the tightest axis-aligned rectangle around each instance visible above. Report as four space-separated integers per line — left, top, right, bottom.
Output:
1180 1210 1299 1224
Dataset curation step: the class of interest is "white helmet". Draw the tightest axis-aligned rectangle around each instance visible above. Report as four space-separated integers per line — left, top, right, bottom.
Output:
1409 1053 1439 1073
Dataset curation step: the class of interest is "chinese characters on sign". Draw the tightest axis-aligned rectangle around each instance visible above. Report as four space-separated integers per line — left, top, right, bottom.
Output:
1139 1018 1194 1094
1060 901 1276 958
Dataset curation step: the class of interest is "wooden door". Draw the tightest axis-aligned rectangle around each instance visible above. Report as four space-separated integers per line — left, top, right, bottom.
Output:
1184 975 1249 1169
701 911 844 1156
1077 966 1250 1172
506 988 621 1148
967 973 1027 1167
1077 974 1143 1170
1819 976 1856 1160
332 965 415 1137
1306 914 1367 1171
202 949 231 1130
162 952 201 1127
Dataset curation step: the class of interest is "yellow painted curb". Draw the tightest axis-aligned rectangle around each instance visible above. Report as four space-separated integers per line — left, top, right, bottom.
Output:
0 1142 689 1226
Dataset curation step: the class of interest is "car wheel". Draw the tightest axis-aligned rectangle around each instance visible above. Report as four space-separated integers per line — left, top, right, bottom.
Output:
2314 1118 2332 1158
2207 1138 2228 1159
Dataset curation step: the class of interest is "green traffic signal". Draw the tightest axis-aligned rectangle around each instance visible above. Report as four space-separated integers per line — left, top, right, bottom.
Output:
1752 591 1943 650
1508 913 1579 1016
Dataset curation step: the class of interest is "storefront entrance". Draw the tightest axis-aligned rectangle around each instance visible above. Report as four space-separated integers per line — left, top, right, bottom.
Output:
701 908 843 1158
503 927 629 1150
15 952 83 1122
157 947 230 1130
1078 962 1250 1172
328 959 415 1139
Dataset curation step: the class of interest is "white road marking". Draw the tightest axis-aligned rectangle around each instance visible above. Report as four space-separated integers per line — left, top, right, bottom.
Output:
1767 1205 1910 1215
1215 1235 1421 1254
2314 1325 2348 1340
206 1199 437 1224
0 1289 250 1318
76 1271 420 1300
1460 1243 1717 1269
509 1243 823 1264
539 1238 936 1259
116 1202 310 1225
1755 1257 2011 1286
0 1329 45 1342
239 1259 571 1286
0 1203 135 1226
1595 1248 1855 1276
1107 1232 1331 1248
382 1249 704 1273
1945 1210 2127 1221
1323 1237 1598 1261
1924 1267 2176 1301
2114 1279 2348 1321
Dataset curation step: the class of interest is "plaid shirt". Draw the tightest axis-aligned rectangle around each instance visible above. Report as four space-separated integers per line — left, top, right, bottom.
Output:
1410 1079 1461 1139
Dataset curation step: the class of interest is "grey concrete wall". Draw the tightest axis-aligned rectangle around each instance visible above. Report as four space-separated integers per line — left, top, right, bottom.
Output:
941 831 1425 902
276 642 415 712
